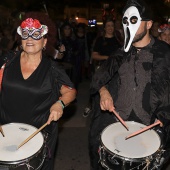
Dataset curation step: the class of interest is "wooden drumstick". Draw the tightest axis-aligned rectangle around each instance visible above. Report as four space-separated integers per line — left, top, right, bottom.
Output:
0 125 5 137
125 120 161 140
112 109 129 130
17 122 48 149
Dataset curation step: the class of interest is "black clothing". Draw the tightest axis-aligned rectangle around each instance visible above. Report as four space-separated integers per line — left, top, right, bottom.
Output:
58 37 76 64
93 36 121 56
89 37 170 169
115 38 154 125
0 51 74 170
92 36 121 68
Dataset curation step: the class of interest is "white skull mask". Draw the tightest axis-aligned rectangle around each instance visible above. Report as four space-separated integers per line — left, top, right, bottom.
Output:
122 6 142 52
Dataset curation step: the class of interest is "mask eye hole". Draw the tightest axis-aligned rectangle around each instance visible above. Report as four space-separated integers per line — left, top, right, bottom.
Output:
32 31 41 38
22 31 28 37
130 16 138 24
122 17 128 25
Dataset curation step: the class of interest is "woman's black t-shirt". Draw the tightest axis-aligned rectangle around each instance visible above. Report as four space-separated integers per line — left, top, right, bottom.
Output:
0 53 74 132
93 36 121 56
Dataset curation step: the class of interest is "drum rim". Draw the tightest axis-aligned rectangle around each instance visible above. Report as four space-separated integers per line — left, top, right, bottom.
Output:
100 121 163 162
0 122 45 166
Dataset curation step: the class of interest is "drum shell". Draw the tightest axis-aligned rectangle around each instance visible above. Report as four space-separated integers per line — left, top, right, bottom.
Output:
99 144 160 170
0 144 46 170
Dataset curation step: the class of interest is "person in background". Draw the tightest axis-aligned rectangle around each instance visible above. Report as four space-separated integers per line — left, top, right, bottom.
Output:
86 25 98 79
0 18 76 170
89 0 170 169
150 21 161 39
73 23 90 89
0 26 14 55
91 17 122 68
83 17 122 117
57 22 77 82
158 23 170 45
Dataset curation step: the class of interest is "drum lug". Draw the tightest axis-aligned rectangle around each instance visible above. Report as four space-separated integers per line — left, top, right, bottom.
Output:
99 146 112 170
152 149 166 169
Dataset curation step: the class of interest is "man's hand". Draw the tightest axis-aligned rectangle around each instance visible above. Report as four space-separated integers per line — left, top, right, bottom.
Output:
99 86 115 112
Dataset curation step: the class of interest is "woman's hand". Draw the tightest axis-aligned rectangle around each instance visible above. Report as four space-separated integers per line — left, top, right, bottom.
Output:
47 102 63 124
47 85 76 124
99 86 115 112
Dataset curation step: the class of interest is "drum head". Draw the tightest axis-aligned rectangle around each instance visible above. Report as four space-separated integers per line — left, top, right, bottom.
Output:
101 121 160 159
0 123 44 162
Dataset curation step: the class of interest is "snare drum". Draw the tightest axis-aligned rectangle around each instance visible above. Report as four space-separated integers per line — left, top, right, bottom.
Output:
0 123 46 170
99 121 163 170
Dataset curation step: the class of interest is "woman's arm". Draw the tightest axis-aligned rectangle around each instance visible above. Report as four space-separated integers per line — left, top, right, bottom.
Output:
47 85 76 124
59 85 77 107
92 51 109 61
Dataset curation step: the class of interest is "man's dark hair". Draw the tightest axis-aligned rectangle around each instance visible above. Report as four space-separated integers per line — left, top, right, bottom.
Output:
122 0 153 21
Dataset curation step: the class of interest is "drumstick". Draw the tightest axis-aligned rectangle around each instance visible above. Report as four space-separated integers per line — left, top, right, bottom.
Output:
17 123 48 149
112 109 129 130
0 125 5 137
125 120 161 140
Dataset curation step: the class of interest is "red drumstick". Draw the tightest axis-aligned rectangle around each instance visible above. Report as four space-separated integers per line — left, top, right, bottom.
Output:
112 109 129 130
125 120 161 140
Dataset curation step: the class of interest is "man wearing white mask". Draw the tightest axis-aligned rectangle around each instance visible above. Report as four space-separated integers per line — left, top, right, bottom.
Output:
88 0 170 169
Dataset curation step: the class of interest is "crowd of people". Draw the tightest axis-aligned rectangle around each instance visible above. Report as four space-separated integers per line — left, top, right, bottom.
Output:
0 0 170 169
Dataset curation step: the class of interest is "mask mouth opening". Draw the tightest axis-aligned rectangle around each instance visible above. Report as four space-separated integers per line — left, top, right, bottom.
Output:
125 27 130 49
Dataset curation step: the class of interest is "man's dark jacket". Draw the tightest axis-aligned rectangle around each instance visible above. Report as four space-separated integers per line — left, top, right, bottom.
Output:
90 38 170 149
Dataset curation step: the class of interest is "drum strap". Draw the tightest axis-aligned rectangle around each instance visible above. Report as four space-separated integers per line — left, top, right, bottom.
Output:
0 51 18 91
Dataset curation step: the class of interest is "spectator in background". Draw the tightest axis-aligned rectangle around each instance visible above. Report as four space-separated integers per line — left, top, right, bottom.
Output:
58 22 77 81
91 17 122 71
86 25 98 78
158 23 170 45
0 26 14 55
150 21 161 39
83 17 122 117
73 23 90 89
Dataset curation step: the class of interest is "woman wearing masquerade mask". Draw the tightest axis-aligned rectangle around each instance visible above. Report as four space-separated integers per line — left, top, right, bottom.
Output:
0 18 76 170
89 0 170 169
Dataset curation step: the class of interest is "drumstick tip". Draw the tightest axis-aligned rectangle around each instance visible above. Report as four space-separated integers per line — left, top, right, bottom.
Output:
124 126 129 131
0 129 5 137
125 136 130 140
0 132 5 137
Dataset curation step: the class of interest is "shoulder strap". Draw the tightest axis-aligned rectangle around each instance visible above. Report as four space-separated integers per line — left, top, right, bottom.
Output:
0 51 19 90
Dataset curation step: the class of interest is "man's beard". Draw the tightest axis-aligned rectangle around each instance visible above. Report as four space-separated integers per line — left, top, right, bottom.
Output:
133 24 147 43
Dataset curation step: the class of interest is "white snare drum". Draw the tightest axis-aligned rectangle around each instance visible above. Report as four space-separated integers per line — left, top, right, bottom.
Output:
0 123 46 170
99 121 163 170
